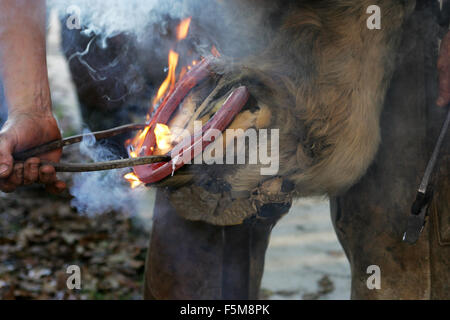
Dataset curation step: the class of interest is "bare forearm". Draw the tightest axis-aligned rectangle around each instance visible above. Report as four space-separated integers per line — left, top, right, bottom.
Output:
0 0 51 116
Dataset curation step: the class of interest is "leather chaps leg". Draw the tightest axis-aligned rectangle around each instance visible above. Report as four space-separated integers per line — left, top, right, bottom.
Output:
330 4 450 299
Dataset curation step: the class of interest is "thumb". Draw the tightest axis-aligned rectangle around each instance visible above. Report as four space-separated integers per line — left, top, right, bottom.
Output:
0 133 15 178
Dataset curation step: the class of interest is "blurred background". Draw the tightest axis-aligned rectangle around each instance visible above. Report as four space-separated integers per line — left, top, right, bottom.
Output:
0 11 350 300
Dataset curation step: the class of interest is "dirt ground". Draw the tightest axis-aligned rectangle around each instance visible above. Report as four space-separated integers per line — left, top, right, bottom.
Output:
0 13 351 300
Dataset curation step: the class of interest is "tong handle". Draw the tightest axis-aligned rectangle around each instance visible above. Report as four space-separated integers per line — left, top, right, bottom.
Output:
403 189 433 244
403 107 449 244
12 123 146 161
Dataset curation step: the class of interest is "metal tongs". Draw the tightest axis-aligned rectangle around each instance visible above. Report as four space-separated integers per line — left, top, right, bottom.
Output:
12 123 170 172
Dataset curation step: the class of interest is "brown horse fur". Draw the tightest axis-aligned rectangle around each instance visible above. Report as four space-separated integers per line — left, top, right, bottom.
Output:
156 0 417 225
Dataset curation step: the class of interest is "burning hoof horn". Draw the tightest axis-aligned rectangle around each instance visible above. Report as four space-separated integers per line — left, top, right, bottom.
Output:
133 71 250 183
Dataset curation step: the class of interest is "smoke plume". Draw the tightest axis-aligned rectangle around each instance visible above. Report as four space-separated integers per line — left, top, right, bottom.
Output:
48 0 186 41
69 129 147 216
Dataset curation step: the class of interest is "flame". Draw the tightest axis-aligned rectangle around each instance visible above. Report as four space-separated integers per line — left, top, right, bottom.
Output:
154 123 172 154
124 172 143 189
152 17 191 105
177 17 192 40
127 125 149 158
124 16 221 188
152 50 179 106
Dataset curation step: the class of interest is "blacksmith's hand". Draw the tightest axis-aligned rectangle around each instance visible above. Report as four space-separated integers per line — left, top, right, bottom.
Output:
0 112 65 193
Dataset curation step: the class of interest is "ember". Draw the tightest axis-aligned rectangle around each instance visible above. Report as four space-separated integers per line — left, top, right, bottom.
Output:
123 172 142 189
